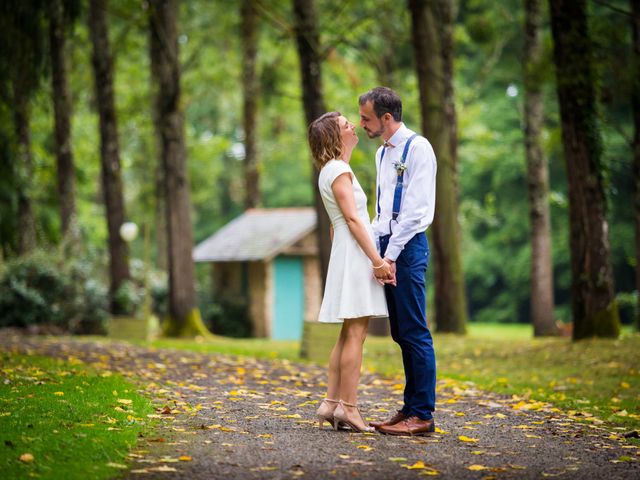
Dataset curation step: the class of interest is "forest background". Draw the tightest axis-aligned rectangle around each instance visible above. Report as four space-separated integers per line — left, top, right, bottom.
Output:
0 0 636 335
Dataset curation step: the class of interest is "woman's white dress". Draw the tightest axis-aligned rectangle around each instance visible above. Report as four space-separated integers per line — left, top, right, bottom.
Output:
317 159 388 323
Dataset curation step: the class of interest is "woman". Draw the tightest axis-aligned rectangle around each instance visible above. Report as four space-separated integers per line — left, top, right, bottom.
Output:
308 111 393 433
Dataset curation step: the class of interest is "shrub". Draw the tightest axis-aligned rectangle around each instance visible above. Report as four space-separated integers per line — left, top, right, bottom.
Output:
0 250 109 334
204 297 251 338
0 254 69 328
113 279 144 316
616 291 638 327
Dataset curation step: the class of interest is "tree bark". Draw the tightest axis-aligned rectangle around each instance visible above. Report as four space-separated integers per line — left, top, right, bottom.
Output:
241 0 260 209
149 0 209 337
88 0 131 314
631 0 640 329
292 0 331 289
49 0 77 241
13 87 37 255
409 0 468 333
148 1 167 272
524 0 557 336
548 0 620 339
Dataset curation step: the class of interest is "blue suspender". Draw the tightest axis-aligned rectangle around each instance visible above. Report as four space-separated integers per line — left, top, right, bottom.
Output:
376 133 418 221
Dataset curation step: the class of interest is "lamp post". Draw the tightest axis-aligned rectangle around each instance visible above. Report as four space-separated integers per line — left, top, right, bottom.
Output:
118 221 154 339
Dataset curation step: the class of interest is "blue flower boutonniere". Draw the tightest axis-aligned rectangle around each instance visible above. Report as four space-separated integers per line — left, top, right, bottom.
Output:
393 160 407 175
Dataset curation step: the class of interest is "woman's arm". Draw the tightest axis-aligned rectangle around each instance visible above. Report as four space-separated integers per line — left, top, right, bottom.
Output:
331 172 393 282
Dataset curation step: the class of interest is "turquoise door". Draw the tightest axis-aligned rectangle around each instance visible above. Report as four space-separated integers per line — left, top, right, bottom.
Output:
273 256 304 340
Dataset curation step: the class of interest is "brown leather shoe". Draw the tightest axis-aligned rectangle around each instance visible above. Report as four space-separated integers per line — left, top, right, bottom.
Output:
377 416 435 436
369 410 407 429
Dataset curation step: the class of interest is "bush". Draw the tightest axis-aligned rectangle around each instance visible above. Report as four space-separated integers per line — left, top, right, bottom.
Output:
0 251 109 334
616 291 638 327
113 279 144 316
0 255 69 328
203 297 251 338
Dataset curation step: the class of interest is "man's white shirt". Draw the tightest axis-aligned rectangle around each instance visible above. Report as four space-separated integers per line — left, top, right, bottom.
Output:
372 123 437 261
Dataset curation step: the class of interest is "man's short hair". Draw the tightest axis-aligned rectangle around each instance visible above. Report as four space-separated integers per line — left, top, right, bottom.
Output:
358 87 402 122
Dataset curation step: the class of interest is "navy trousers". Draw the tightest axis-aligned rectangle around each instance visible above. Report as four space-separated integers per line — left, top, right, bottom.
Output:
379 232 436 420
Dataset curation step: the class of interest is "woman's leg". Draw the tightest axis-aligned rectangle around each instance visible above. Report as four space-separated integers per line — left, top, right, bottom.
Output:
325 327 346 400
338 317 369 404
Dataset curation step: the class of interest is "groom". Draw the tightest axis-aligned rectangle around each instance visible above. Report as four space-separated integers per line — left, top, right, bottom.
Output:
359 87 437 435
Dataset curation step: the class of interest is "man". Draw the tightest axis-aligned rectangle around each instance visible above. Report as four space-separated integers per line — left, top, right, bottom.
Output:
359 86 437 436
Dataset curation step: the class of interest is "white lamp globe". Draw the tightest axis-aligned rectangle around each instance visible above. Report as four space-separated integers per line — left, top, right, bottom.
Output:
506 84 519 98
119 222 139 242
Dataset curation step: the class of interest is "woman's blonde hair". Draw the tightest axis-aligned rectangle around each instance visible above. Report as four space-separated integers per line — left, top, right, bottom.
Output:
308 111 343 170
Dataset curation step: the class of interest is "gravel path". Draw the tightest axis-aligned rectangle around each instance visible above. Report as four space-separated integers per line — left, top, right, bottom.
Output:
1 334 639 479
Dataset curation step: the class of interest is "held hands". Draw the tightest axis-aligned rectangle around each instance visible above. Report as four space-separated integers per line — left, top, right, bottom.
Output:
373 258 396 286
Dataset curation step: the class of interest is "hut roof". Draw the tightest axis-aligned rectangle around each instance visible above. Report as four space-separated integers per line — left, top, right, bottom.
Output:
193 207 317 262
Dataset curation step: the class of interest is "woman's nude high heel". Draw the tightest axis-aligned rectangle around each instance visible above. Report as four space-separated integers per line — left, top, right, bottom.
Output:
316 398 341 430
333 400 375 433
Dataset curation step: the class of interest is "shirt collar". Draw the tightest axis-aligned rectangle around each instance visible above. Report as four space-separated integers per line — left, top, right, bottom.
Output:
384 123 411 148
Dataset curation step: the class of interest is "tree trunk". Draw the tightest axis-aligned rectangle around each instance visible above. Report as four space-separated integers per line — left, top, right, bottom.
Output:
241 0 260 209
631 0 640 330
409 0 468 333
548 0 620 339
524 0 557 336
148 1 167 272
88 0 131 314
13 88 36 255
292 0 330 290
149 0 209 337
49 0 77 241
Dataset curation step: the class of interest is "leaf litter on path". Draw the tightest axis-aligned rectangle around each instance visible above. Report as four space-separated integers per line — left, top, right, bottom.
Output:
1 334 640 479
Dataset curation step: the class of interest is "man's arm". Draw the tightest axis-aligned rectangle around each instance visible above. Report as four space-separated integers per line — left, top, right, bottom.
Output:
384 140 437 261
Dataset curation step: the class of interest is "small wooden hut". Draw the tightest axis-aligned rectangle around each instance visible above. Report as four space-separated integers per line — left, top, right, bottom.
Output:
193 208 321 340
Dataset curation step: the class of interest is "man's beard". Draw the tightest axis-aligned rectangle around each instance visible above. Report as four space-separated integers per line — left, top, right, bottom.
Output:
364 125 384 138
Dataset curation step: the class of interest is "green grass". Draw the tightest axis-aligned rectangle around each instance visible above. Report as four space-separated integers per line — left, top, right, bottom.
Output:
0 354 156 480
141 323 640 432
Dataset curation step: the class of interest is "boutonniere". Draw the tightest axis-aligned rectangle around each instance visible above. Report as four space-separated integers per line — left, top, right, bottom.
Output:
393 160 407 175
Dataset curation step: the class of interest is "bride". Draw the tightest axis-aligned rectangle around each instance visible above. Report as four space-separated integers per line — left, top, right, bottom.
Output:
307 111 393 433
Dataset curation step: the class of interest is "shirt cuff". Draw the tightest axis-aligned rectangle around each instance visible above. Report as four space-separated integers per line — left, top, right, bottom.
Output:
384 244 402 262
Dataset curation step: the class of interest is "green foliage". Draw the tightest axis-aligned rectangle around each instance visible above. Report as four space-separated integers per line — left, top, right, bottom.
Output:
616 291 639 326
203 297 252 338
113 279 144 317
0 250 109 333
0 0 634 330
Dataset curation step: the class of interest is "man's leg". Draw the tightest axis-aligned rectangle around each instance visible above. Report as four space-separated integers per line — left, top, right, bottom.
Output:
385 284 414 414
393 234 436 420
380 234 415 414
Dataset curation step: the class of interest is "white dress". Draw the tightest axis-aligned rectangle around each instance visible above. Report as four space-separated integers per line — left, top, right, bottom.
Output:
317 160 388 323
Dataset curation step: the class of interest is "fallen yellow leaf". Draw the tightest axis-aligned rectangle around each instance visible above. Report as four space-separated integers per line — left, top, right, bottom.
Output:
179 455 192 461
117 399 133 405
19 453 34 463
467 464 488 471
458 435 479 443
53 391 64 396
